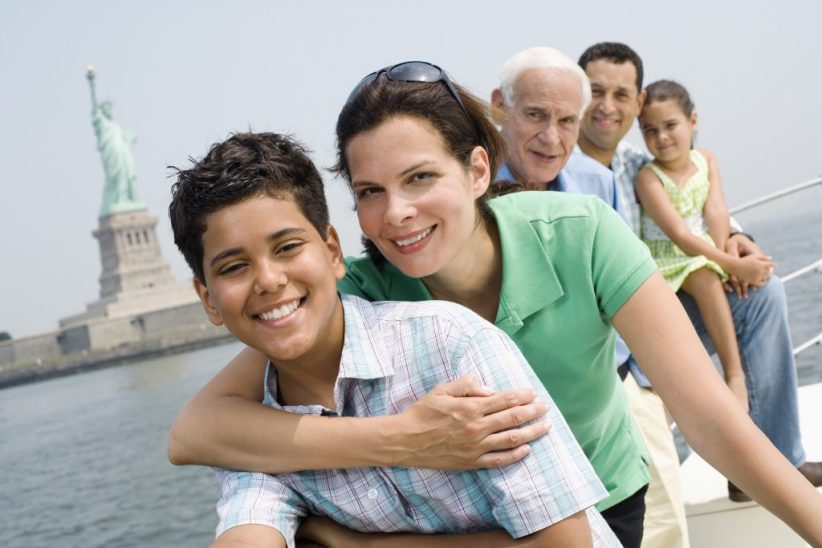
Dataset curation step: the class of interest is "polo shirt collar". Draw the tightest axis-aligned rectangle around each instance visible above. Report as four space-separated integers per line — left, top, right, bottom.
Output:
497 162 563 192
337 294 395 380
489 198 564 333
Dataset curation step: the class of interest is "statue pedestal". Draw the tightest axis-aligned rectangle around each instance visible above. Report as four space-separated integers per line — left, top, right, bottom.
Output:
92 208 177 297
57 209 203 350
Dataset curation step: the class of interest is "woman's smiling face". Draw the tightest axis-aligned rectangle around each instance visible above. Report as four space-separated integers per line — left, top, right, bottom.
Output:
346 115 490 280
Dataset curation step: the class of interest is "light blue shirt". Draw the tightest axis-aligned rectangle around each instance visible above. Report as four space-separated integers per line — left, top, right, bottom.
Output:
497 149 633 367
215 294 618 547
497 149 629 223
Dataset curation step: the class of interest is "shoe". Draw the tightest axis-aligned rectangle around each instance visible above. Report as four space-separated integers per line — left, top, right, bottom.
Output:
727 481 751 503
797 461 822 487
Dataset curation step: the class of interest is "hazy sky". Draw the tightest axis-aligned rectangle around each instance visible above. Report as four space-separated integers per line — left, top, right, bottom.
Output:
2 1 821 338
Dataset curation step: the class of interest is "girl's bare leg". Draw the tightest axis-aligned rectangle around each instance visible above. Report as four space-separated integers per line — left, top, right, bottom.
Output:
681 267 748 412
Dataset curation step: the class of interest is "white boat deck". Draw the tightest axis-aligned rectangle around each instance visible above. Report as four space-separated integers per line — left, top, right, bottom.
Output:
683 381 822 547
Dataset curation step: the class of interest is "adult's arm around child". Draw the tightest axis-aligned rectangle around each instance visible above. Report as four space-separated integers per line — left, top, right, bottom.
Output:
168 346 550 472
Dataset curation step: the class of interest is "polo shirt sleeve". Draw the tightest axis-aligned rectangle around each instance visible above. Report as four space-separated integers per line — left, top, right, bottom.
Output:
455 326 608 538
213 468 307 548
338 256 384 300
589 199 657 319
339 255 433 302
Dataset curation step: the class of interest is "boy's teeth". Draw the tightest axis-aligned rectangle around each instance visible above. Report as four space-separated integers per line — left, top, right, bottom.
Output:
258 300 300 321
396 227 432 247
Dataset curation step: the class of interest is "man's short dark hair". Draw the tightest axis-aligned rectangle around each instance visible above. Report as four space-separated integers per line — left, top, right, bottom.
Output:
578 42 644 92
169 132 330 283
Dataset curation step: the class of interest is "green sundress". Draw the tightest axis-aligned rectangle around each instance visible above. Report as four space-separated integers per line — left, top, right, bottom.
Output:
640 150 726 292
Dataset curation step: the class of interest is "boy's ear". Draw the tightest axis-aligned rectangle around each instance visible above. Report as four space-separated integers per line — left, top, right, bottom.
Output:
193 278 224 326
323 224 346 281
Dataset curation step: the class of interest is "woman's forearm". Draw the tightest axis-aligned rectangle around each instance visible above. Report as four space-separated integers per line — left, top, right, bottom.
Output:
168 361 550 473
169 392 404 471
615 274 822 545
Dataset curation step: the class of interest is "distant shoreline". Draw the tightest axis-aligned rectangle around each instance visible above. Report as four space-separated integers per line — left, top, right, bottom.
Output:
0 334 236 391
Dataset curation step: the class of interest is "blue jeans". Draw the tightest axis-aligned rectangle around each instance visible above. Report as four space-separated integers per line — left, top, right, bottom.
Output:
678 276 807 466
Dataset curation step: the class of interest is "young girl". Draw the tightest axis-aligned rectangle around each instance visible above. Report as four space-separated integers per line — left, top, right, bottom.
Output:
635 79 774 411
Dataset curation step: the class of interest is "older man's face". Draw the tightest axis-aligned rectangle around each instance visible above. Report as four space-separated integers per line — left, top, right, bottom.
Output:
581 59 643 153
499 69 582 188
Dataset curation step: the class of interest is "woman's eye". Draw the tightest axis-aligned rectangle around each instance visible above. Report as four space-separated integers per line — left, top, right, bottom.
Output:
412 172 434 182
355 186 381 199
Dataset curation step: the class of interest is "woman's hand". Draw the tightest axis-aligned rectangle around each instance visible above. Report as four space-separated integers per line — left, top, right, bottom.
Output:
396 377 551 469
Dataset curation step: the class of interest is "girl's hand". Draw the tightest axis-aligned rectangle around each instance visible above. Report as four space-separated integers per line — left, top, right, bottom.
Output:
730 255 775 286
725 373 750 414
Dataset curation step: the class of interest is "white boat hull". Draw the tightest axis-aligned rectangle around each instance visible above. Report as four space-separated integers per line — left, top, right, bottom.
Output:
683 381 822 547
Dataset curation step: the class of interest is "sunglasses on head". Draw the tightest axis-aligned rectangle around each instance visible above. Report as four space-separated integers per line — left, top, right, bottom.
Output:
346 61 482 146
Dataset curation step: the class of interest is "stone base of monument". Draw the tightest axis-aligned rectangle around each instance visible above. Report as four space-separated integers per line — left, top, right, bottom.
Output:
0 206 234 387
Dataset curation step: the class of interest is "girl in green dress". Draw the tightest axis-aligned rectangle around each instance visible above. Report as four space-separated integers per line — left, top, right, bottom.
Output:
636 79 775 412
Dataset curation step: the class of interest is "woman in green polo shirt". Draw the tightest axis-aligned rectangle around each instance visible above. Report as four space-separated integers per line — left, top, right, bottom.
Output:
168 62 822 546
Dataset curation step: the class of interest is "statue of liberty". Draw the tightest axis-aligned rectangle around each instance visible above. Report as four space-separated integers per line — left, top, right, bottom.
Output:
86 66 144 218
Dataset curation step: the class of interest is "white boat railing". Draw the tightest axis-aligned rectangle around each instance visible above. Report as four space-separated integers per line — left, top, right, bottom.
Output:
729 176 822 215
781 257 821 356
730 176 822 357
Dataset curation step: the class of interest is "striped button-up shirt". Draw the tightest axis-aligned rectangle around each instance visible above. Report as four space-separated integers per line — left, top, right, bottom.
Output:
611 140 651 237
215 294 618 547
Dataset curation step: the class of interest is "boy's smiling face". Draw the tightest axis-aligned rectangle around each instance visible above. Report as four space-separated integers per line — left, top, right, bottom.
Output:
193 193 345 367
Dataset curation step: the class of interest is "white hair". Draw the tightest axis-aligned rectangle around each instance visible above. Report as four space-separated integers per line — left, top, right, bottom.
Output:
499 47 592 116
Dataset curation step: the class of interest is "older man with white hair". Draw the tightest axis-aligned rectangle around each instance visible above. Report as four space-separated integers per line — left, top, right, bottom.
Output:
491 47 651 548
491 47 623 211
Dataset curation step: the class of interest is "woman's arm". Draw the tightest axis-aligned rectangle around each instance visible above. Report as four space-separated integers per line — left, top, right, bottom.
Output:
613 273 822 545
635 167 773 284
700 149 731 250
297 513 593 548
168 347 551 472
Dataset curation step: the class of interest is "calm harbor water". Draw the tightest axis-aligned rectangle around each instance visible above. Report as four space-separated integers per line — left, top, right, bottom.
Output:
2 210 820 548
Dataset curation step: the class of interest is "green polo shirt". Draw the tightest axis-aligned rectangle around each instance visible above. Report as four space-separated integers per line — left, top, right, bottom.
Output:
337 191 657 510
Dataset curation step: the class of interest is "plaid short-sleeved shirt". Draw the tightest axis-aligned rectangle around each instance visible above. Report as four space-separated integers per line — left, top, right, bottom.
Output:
611 140 652 237
215 295 619 547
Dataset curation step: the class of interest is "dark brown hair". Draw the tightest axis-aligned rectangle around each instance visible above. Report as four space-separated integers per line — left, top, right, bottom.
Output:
334 70 507 259
643 79 695 117
169 132 329 283
578 42 644 92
